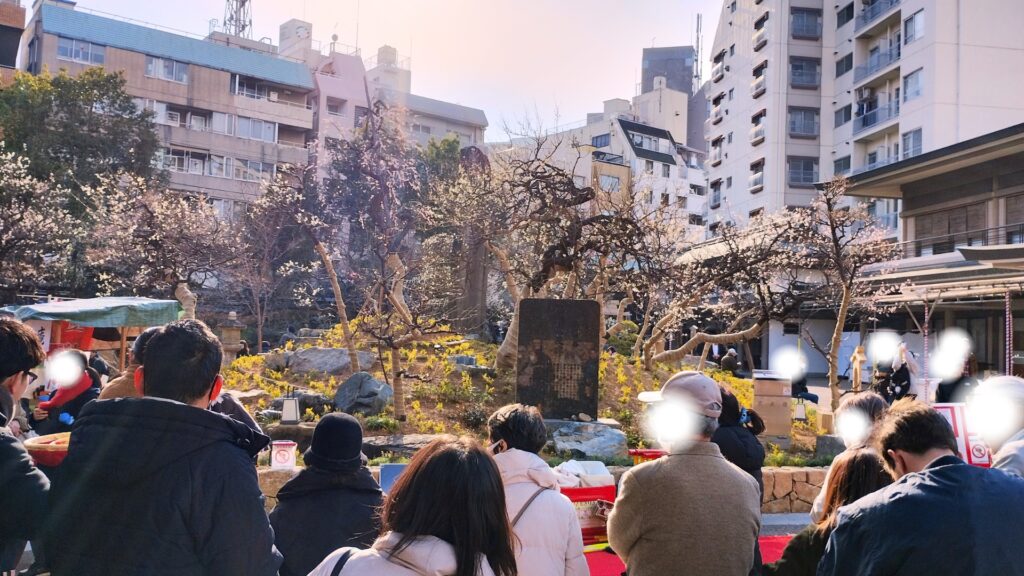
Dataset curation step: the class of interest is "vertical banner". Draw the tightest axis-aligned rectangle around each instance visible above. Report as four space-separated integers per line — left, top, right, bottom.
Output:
24 320 52 353
934 403 991 467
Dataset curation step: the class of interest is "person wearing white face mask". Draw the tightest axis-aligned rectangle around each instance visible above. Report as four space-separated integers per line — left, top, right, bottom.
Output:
970 375 1024 478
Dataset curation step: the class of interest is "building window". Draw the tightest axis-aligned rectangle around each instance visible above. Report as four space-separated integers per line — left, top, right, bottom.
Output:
750 159 765 192
788 156 819 186
411 123 432 135
57 37 105 65
837 2 854 28
834 155 851 175
678 196 688 209
903 69 923 102
727 176 733 188
788 107 820 138
661 192 670 207
729 88 735 101
236 117 277 142
211 112 234 135
145 56 189 83
710 181 722 209
599 174 621 192
749 208 764 218
662 163 671 178
689 214 704 226
902 129 923 159
690 184 706 196
591 133 611 148
644 159 654 173
836 53 853 77
905 10 925 44
791 8 823 40
834 104 852 127
789 57 820 89
727 132 733 144
730 44 736 56
730 1 737 13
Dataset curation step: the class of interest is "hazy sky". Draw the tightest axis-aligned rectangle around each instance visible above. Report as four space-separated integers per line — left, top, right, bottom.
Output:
72 0 722 141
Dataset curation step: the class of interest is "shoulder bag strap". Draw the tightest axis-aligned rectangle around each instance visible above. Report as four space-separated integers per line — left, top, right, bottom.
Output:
330 548 354 576
512 487 552 527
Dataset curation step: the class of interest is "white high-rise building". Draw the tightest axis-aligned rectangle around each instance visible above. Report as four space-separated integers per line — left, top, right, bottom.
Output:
705 0 1024 233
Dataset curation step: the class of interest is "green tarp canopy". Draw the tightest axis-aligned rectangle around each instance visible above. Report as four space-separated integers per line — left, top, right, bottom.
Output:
1 297 181 328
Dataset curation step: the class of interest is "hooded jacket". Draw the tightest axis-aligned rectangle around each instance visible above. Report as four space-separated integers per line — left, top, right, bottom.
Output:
493 449 588 576
270 465 383 576
992 429 1024 479
0 386 49 570
45 397 281 576
310 532 498 576
712 424 766 496
817 455 1024 576
608 441 761 576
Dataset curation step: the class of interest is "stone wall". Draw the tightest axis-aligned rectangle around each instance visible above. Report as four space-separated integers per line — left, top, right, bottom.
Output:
259 465 828 515
762 467 827 513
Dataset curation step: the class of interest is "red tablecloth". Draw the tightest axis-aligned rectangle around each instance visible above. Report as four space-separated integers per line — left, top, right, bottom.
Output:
585 535 792 576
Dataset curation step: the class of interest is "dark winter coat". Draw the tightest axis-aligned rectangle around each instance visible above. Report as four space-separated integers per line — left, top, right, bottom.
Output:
0 389 49 571
721 354 740 375
712 423 766 496
935 374 978 404
30 385 99 436
45 397 281 576
817 455 1024 576
763 524 829 576
270 466 383 576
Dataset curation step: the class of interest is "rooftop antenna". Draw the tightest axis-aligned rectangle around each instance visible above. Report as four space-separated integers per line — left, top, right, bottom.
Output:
355 0 361 53
223 0 253 39
694 13 703 91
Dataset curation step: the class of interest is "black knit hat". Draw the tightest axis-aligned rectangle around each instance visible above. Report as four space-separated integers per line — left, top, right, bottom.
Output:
303 412 366 472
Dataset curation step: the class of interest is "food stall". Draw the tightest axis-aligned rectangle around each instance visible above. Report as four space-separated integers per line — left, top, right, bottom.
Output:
1 296 181 370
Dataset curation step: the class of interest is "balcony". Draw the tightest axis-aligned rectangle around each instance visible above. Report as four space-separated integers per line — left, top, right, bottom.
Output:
711 105 724 125
788 169 819 187
895 224 1024 259
854 48 901 83
855 0 901 34
709 148 723 167
750 124 765 145
704 118 713 138
753 27 768 51
790 70 821 89
850 154 897 176
853 102 899 135
749 172 765 192
751 75 766 98
789 119 819 139
791 21 822 40
712 61 725 82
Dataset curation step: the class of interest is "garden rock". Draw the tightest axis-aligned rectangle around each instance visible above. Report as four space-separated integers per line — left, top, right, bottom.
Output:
265 422 318 452
815 434 846 461
549 422 628 460
288 348 376 376
264 350 289 371
334 371 395 416
270 392 334 416
362 433 446 458
225 388 271 409
454 364 497 377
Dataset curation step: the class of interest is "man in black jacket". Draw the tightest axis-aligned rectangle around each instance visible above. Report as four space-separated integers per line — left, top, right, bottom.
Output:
818 399 1024 576
46 319 282 576
270 412 382 576
0 317 49 571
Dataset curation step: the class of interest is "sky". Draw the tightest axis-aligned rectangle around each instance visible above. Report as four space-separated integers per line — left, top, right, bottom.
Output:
73 0 722 141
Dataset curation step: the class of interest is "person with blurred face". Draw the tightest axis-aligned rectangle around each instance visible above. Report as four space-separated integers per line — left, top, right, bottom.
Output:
608 371 761 576
818 399 1024 576
970 375 1024 478
811 391 889 522
0 317 49 571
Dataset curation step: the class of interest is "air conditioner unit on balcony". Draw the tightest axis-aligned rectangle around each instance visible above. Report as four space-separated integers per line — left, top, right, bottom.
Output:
165 111 181 125
268 91 279 102
856 87 875 102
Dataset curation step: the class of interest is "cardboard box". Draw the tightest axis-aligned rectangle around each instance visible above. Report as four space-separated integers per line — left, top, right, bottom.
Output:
757 404 793 437
754 379 792 397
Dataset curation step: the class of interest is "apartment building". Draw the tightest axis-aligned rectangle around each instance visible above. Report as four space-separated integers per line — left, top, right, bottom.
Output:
705 0 1024 232
641 46 708 152
22 0 315 219
0 0 24 85
538 81 708 240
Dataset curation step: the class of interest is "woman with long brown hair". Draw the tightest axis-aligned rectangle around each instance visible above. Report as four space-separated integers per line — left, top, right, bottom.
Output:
309 436 518 576
762 447 892 576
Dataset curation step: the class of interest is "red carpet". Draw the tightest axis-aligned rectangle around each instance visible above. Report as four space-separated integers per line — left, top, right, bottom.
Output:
585 535 792 576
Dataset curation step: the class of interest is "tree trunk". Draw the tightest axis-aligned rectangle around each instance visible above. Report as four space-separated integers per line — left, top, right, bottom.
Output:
829 286 852 413
174 282 197 320
632 302 654 360
391 346 406 421
311 239 360 372
642 312 678 370
697 343 711 370
652 321 766 365
496 298 521 372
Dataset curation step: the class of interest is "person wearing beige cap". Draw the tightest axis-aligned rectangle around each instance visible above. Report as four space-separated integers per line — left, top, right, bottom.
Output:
608 371 762 576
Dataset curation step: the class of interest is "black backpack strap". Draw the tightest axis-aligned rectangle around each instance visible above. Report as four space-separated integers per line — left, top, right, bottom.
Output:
329 548 354 576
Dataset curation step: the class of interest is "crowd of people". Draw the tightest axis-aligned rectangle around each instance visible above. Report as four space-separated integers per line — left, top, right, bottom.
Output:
4 314 1024 575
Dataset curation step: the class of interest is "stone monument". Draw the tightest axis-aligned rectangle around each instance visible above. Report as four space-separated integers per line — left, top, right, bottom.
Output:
219 311 246 367
516 299 601 419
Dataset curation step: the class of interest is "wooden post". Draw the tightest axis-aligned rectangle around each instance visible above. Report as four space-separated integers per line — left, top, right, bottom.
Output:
118 328 128 372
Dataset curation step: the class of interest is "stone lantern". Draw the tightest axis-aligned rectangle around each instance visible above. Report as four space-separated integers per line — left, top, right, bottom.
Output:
220 311 246 367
